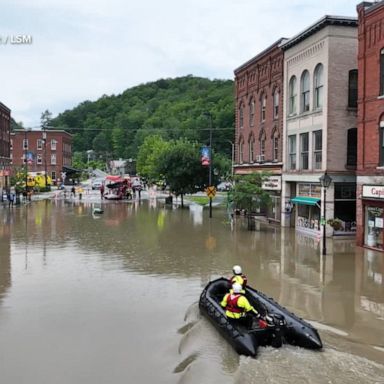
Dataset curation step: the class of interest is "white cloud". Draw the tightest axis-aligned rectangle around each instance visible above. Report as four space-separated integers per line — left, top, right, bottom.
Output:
0 0 357 127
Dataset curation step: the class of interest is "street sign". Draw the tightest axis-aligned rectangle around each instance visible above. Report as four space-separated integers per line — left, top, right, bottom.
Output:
206 186 216 198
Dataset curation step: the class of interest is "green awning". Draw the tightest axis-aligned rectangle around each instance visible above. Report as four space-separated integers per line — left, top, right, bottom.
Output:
291 196 321 206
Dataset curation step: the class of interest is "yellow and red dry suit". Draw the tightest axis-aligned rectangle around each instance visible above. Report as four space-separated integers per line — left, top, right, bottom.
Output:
220 292 258 319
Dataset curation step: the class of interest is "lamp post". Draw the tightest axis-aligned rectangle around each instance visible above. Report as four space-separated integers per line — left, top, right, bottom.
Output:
319 171 332 255
42 130 48 189
203 112 213 218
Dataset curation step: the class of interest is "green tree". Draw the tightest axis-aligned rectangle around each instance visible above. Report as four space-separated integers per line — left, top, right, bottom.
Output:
156 139 207 207
231 172 272 213
136 135 170 182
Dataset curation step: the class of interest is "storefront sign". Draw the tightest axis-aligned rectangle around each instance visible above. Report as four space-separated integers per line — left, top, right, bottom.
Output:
262 176 281 191
363 185 384 199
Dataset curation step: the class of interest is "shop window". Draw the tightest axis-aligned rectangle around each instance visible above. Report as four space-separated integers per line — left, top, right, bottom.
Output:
365 206 384 249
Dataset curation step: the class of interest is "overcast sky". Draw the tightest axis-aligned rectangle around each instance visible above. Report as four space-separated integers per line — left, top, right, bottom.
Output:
1 0 358 128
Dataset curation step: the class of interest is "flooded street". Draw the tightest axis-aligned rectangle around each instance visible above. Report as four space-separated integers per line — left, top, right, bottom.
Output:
0 197 383 384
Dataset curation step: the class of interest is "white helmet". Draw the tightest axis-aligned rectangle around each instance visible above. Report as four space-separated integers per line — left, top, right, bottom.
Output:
232 265 242 275
232 283 242 294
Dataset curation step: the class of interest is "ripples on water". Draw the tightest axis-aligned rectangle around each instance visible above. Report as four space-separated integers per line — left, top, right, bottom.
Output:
176 303 384 384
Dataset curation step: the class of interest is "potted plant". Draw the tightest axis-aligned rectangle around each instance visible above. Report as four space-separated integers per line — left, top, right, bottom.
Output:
327 218 343 231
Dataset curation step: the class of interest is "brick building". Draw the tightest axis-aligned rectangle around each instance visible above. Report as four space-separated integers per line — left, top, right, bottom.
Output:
11 129 73 184
234 39 286 221
356 1 384 251
280 16 358 239
0 102 11 191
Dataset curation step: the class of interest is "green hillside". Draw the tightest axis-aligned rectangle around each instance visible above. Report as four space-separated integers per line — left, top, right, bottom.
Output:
51 75 235 161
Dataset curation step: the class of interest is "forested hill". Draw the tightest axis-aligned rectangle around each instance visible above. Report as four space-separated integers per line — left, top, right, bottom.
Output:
51 76 235 160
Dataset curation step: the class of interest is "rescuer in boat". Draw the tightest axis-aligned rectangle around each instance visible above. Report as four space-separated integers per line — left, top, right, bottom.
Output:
230 265 248 293
221 282 261 328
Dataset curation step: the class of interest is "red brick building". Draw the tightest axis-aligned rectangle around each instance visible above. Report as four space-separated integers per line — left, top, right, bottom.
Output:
234 38 286 221
0 102 11 190
11 129 73 184
356 1 384 250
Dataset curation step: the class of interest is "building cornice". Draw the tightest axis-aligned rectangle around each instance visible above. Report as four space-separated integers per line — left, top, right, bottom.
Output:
281 15 358 51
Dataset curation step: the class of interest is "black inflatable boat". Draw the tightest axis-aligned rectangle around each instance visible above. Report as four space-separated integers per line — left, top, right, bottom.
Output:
199 278 323 357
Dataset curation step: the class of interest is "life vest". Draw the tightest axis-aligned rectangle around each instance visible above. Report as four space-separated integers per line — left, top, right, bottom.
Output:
225 293 243 314
231 274 248 287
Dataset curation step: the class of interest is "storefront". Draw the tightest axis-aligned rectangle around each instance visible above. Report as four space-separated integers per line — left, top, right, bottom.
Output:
362 185 384 250
262 176 282 223
291 183 322 234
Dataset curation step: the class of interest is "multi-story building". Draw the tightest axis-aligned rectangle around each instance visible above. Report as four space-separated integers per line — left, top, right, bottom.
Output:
11 129 72 184
0 102 11 191
356 1 384 251
281 16 358 238
234 39 286 222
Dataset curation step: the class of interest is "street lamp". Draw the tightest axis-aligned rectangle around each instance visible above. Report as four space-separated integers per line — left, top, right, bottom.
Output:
319 171 332 255
203 112 213 218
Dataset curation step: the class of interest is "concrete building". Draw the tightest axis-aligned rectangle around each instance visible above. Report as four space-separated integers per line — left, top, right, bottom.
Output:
234 39 286 222
0 102 11 191
11 129 72 184
281 16 358 239
356 1 384 251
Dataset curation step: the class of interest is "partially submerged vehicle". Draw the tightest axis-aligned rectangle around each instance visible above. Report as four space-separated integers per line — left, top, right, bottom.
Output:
199 278 322 357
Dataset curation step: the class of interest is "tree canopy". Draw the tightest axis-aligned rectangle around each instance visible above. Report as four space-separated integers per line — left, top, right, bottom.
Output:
50 76 235 164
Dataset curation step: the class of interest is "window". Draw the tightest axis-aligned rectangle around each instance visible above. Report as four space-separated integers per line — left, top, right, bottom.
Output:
260 138 265 158
249 99 255 127
10 139 13 150
273 136 279 161
37 139 43 150
51 139 57 150
381 49 384 96
273 89 279 119
37 154 42 164
239 141 244 164
288 76 297 115
380 121 384 166
301 70 310 112
23 139 28 150
313 130 322 169
300 132 309 169
239 105 244 128
51 154 56 165
314 64 323 109
288 135 296 170
249 138 255 163
348 70 358 108
261 94 266 122
347 128 357 166
51 171 56 180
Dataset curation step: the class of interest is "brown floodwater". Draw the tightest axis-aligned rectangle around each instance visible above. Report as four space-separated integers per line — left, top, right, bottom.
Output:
0 197 383 384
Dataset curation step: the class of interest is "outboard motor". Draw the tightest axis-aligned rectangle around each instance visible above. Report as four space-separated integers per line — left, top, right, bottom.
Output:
266 313 286 348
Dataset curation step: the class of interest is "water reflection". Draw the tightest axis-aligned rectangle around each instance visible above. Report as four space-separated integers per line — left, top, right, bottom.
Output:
0 201 383 383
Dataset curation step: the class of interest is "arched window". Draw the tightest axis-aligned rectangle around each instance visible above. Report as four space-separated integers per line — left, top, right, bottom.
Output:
249 98 255 127
249 136 255 163
288 76 297 115
348 69 358 108
273 89 279 119
259 131 266 162
380 48 384 96
239 140 244 164
301 70 310 112
260 93 266 122
314 64 323 109
239 104 244 129
271 128 279 161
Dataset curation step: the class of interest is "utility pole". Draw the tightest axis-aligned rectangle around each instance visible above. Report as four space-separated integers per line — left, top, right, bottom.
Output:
43 130 48 189
203 112 213 218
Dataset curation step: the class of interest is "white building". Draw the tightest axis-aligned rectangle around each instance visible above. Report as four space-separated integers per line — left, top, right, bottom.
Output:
281 16 358 238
